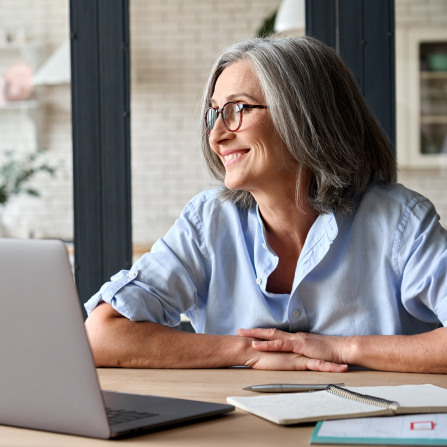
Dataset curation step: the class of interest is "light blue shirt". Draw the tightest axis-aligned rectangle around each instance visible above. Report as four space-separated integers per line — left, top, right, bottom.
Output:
85 183 447 336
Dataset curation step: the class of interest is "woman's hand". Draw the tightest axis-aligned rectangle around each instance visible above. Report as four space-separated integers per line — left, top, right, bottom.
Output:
237 328 349 372
242 348 348 372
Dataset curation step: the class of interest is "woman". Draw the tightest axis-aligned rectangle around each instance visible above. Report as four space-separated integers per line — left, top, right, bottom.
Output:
85 36 447 373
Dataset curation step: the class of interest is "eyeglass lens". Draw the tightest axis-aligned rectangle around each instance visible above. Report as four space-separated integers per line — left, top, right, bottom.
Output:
205 108 217 134
206 103 242 134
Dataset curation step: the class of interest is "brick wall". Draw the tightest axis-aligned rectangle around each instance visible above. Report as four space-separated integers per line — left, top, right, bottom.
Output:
0 0 446 243
396 0 447 27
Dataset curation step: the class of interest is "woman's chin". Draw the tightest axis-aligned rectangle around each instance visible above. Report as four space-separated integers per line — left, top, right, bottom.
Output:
224 177 246 191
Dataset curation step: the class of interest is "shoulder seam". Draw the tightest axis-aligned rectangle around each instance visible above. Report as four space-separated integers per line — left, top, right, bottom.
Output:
371 184 427 208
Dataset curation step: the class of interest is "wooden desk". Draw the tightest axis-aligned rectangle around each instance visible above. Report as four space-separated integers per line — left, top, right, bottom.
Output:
1 369 446 446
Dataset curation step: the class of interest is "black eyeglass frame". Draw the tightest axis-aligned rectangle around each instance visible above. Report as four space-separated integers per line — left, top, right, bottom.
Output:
205 102 269 135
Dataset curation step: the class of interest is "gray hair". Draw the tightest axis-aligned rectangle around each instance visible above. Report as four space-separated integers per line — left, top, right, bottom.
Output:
200 36 395 215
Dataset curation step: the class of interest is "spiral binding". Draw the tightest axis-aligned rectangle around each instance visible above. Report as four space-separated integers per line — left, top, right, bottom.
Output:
326 385 400 411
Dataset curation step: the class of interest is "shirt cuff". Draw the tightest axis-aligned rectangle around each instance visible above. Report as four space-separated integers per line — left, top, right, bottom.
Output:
84 268 139 316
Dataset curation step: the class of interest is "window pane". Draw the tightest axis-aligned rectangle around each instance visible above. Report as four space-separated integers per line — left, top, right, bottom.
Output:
0 1 73 248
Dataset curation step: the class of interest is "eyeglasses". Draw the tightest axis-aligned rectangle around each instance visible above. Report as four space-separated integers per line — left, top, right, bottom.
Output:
205 102 269 135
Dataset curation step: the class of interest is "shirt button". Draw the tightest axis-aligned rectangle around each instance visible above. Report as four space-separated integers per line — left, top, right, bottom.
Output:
262 243 267 249
256 278 262 285
292 310 300 318
128 271 136 279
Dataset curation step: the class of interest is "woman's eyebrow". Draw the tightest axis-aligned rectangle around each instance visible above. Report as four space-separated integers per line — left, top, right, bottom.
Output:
210 93 260 105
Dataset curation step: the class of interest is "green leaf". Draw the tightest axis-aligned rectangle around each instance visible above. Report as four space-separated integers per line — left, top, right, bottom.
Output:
25 188 39 197
256 9 277 38
0 149 62 205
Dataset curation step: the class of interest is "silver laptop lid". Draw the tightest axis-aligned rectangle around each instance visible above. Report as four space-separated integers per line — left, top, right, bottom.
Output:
0 238 110 439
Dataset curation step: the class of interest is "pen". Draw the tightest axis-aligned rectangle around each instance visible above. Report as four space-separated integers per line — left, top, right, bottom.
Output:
243 383 345 393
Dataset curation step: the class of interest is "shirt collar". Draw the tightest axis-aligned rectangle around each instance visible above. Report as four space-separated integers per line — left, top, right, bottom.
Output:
255 202 339 248
256 203 269 247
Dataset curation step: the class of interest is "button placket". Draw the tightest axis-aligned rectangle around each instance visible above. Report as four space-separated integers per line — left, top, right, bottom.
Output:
288 289 309 333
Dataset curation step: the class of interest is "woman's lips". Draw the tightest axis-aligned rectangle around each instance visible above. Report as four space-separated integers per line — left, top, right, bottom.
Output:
223 149 250 167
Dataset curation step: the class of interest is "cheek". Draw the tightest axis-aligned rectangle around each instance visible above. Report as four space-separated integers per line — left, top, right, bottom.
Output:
244 113 270 128
209 144 221 159
244 116 277 146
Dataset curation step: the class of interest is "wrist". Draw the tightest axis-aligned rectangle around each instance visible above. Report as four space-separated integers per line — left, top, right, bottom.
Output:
231 336 256 366
341 336 361 365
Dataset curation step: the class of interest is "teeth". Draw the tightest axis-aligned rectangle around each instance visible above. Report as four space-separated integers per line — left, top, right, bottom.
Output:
224 152 243 162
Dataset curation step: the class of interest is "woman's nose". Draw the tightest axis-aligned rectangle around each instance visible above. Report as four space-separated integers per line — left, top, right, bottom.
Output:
208 116 235 145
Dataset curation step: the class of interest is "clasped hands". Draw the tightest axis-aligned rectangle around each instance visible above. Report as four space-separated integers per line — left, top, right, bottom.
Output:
237 328 350 372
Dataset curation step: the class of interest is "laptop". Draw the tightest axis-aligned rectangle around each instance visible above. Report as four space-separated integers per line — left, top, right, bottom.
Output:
0 238 234 439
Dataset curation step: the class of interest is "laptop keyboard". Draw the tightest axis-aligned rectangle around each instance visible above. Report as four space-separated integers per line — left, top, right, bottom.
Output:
106 407 158 425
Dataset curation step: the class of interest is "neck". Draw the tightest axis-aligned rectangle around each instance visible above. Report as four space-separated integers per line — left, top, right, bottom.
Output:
251 173 318 251
258 196 318 252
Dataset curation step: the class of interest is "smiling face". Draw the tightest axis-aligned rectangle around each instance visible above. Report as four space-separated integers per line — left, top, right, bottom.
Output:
209 61 299 199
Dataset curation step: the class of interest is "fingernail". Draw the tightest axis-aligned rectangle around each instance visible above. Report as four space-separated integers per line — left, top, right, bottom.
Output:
252 341 261 346
340 364 348 367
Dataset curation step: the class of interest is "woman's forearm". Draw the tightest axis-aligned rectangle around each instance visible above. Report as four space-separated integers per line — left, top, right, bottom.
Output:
85 303 251 368
344 327 447 374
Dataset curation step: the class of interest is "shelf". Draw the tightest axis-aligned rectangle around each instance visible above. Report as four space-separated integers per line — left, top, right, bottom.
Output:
420 115 447 124
420 71 447 79
0 100 39 110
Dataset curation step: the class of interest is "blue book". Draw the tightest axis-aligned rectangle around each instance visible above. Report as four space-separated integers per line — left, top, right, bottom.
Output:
311 414 447 445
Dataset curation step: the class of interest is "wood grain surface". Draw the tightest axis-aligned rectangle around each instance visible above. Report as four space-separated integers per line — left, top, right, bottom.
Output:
0 368 446 446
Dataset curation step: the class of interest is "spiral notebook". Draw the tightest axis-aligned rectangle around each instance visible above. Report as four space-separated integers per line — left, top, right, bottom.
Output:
227 384 447 425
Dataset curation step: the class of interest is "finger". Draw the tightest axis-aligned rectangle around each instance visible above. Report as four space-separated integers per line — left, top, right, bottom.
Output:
251 339 297 352
247 353 312 371
237 328 292 340
306 358 349 373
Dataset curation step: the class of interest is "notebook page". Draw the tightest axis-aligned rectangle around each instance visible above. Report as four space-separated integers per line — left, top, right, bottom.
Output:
227 390 390 425
343 385 447 413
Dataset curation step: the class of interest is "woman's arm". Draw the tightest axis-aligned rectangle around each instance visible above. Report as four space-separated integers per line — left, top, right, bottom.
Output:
238 327 447 374
85 303 347 371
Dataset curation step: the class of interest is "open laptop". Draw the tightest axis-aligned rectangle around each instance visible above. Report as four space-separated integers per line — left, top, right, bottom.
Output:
0 238 234 439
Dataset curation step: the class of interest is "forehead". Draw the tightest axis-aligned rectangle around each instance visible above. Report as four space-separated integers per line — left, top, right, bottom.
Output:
212 60 263 103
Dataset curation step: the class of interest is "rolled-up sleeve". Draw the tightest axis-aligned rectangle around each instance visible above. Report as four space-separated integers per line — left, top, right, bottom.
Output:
398 198 447 325
84 199 210 327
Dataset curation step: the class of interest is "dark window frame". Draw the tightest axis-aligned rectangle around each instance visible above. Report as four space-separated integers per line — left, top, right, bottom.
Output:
70 0 132 318
306 0 396 153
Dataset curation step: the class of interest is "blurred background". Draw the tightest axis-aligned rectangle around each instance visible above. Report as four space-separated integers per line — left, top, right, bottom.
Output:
0 0 446 286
